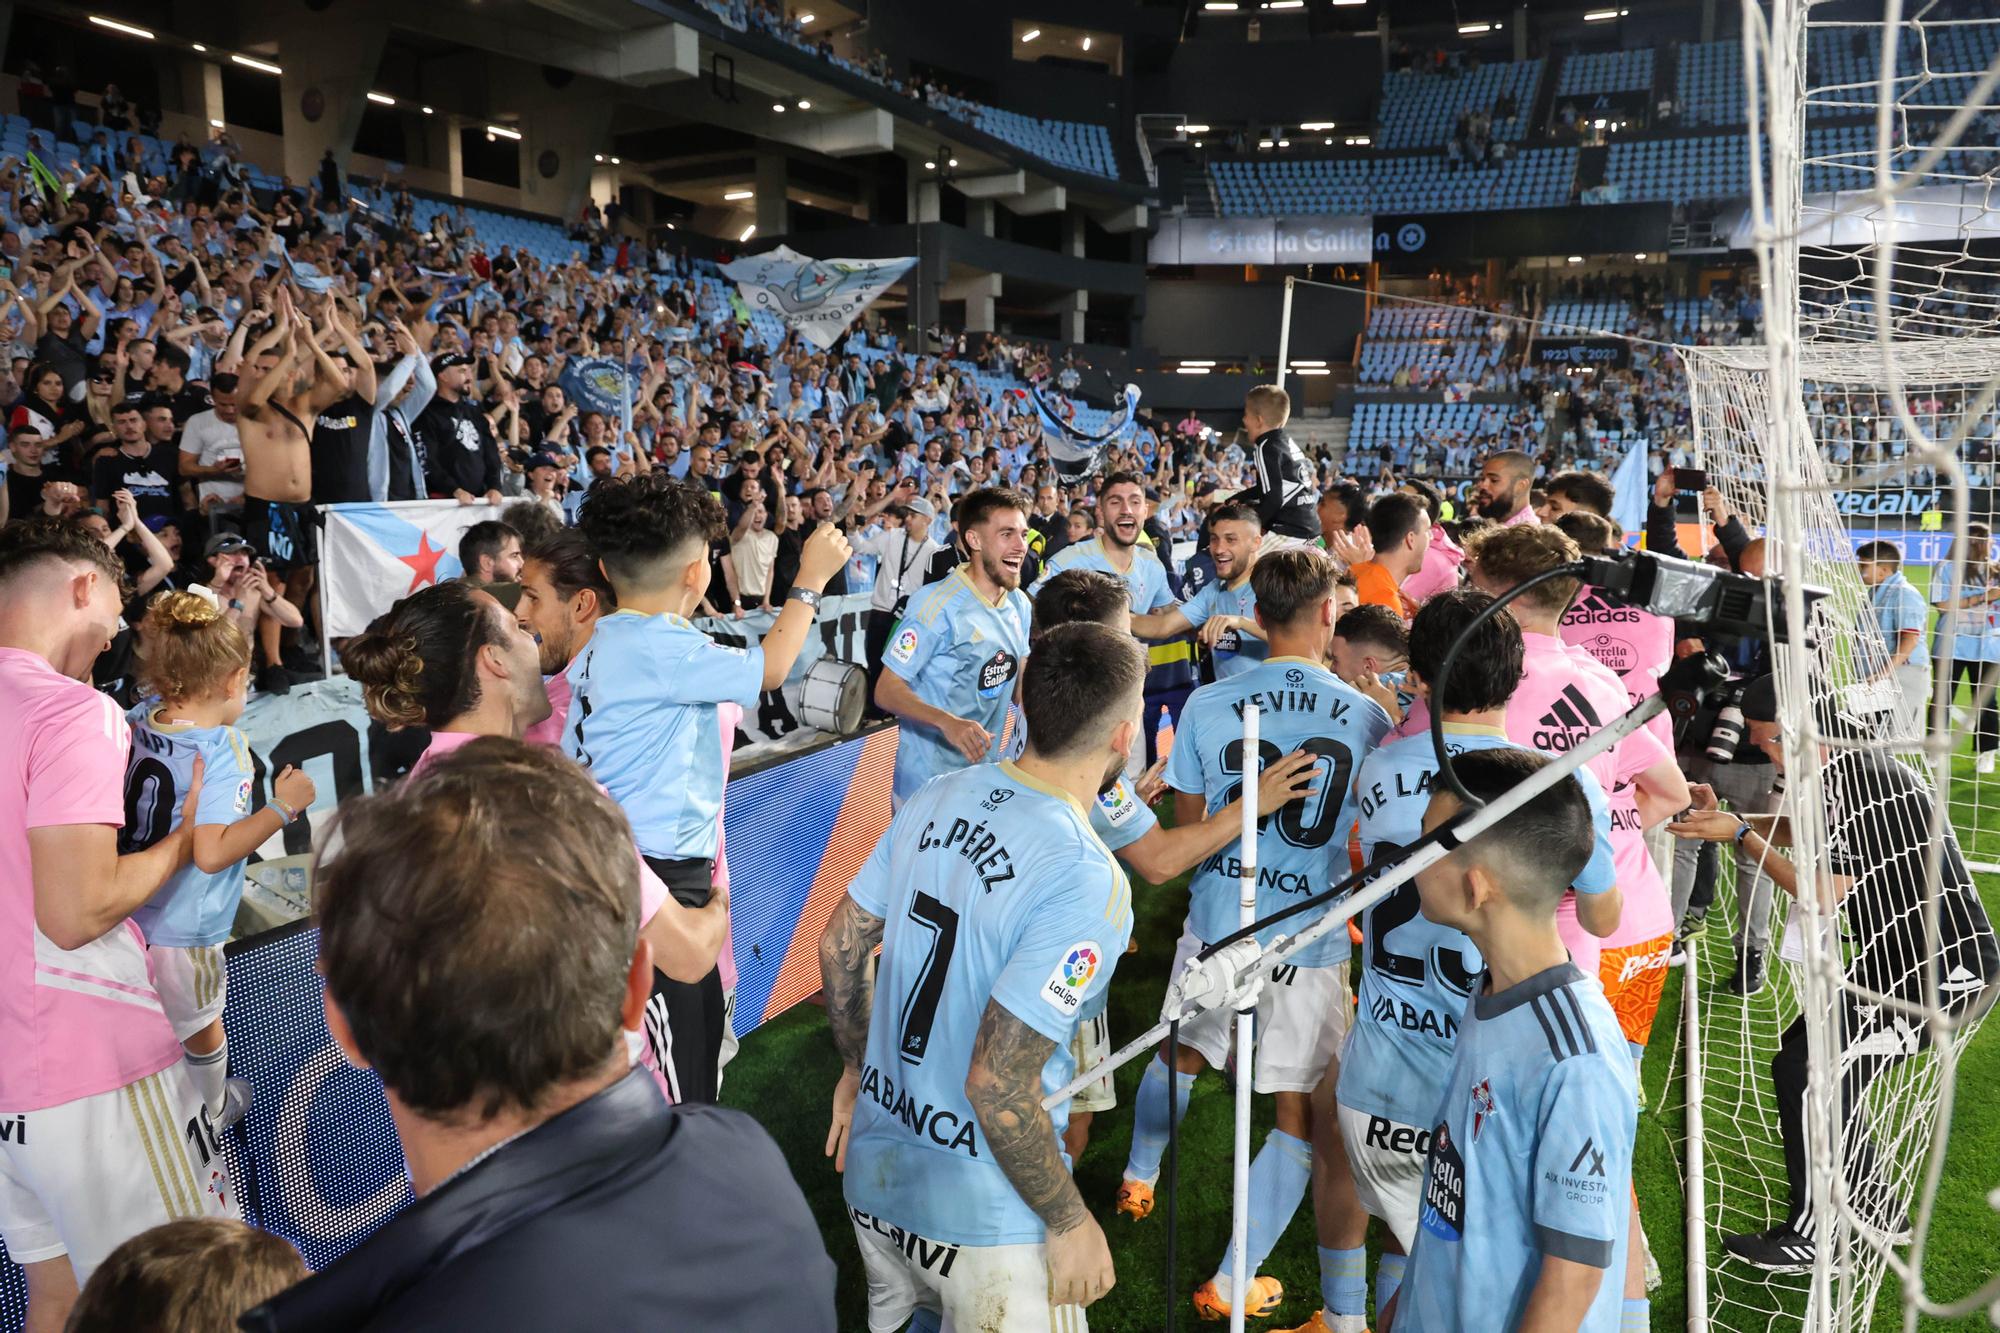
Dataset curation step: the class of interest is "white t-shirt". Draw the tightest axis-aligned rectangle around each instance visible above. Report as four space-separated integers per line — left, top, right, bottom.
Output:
732 526 778 598
179 409 243 507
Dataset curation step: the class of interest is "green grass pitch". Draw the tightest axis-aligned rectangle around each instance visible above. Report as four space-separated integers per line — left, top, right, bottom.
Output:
721 562 2000 1330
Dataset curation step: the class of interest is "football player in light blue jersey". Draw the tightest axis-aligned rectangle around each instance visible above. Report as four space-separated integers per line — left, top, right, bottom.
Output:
121 590 318 1131
821 623 1147 1332
1119 547 1393 1326
1392 748 1638 1333
1297 590 1620 1333
1029 569 1320 1163
1030 471 1176 618
1131 504 1269 680
571 473 850 1099
877 488 1034 807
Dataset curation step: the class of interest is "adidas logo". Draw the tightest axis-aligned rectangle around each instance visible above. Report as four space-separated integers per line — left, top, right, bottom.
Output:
1533 685 1602 751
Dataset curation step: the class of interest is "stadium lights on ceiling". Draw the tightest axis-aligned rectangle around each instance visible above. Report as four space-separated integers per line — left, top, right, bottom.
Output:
595 154 604 162
1292 359 1327 367
948 157 959 167
1265 1 1305 8
1082 36 1092 50
1324 137 1332 144
1182 123 1211 133
1176 367 1212 375
486 124 522 140
421 105 434 115
924 159 937 169
797 11 814 22
724 189 754 200
1203 2 1241 10
740 225 757 241
1457 21 1498 33
209 118 224 128
1345 134 1370 144
1300 122 1336 131
89 15 155 39
797 98 811 109
1584 7 1630 18
231 54 282 75
1258 139 1274 148
1634 252 1648 259
1568 255 1585 263
191 43 207 51
367 92 396 106
610 156 620 164
1277 138 1289 147
1331 0 1366 5
773 102 787 112
1294 367 1330 376
1021 29 1041 42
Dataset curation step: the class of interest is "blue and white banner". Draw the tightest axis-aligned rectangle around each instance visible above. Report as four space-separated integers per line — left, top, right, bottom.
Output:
558 355 635 422
1031 382 1143 484
720 245 916 350
318 499 500 638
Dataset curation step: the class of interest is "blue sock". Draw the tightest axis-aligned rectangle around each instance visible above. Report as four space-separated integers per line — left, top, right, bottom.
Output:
1375 1251 1408 1317
1622 1297 1649 1332
905 1309 942 1333
1213 1128 1313 1297
1123 1056 1194 1185
1318 1245 1367 1318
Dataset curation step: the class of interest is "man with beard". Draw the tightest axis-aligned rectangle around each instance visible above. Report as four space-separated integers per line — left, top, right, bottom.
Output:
1032 471 1176 622
1469 450 1539 526
513 529 613 747
1130 503 1268 679
876 487 1034 809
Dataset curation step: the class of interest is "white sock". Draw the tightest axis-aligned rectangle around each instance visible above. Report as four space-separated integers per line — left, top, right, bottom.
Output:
185 1037 229 1118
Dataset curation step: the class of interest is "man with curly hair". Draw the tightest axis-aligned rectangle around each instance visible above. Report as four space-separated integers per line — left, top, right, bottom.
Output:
568 474 849 1100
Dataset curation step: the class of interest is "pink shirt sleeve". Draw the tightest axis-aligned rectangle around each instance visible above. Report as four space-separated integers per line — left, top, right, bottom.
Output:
27 692 129 830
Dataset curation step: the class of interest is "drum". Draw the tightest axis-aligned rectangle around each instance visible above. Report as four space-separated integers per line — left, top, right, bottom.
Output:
799 658 868 735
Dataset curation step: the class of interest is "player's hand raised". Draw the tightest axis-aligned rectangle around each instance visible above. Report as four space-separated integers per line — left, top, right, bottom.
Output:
1254 748 1321 816
273 764 316 812
939 714 992 764
797 523 852 592
825 1067 859 1173
1046 1214 1115 1308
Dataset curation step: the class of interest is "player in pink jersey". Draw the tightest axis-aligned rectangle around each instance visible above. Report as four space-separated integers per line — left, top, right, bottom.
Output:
0 521 235 1331
1466 526 1688 978
1552 509 1677 755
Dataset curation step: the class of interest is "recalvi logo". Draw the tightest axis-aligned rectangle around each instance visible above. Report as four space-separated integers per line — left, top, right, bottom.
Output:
1834 490 1941 517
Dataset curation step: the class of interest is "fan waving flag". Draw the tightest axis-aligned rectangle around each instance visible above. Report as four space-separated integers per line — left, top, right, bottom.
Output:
558 356 633 421
320 500 502 637
720 245 917 350
1031 382 1144 484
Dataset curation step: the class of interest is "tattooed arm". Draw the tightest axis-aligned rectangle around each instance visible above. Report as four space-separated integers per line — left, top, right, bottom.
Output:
818 892 884 1171
965 1000 1117 1308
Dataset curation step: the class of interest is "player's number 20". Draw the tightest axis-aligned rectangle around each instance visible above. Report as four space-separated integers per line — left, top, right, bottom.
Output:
1218 736 1355 849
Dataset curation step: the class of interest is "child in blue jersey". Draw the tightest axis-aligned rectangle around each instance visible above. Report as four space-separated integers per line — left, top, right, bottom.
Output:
1299 590 1620 1333
820 623 1150 1332
877 487 1035 807
1131 503 1269 679
122 591 317 1129
1117 546 1394 1325
1388 747 1639 1333
572 472 849 1101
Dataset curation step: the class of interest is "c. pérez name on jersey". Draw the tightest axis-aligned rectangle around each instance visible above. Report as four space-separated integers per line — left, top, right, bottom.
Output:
914 806 1018 894
856 1063 980 1157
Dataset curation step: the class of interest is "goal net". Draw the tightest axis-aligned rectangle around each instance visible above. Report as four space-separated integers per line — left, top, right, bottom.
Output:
1665 3 2000 1330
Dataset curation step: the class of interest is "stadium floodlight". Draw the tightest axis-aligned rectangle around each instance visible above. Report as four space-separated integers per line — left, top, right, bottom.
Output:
1457 21 1497 33
1020 28 1041 41
209 118 224 129
594 154 604 162
1180 359 1216 367
1345 135 1370 145
1567 255 1584 263
486 124 522 140
610 156 620 164
723 189 753 200
1276 138 1289 147
797 11 814 23
1633 252 1647 260
948 157 959 167
796 98 810 109
89 15 154 39
231 54 282 75
1266 0 1305 8
1293 367 1330 376
773 102 786 113
1583 7 1629 17
367 92 396 106
1299 121 1336 131
1182 123 1211 134
192 43 207 51
739 225 756 241
420 106 434 115
1203 2 1240 10
1331 0 1366 5
1175 367 1211 375
924 160 937 170
1291 359 1326 367
1082 36 1092 50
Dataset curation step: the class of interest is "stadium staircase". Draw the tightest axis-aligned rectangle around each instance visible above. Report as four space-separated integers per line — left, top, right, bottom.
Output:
1653 42 1681 120
1528 47 1565 140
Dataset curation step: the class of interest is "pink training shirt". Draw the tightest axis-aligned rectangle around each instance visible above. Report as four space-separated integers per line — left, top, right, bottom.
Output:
1560 589 1676 755
521 671 572 749
1 648 182 1111
1400 524 1467 607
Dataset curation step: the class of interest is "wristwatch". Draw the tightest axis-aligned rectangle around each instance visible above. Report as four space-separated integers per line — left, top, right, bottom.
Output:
788 587 822 609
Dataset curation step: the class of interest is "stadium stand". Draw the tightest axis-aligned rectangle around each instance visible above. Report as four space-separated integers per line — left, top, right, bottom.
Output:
1208 145 1576 216
1377 57 1545 149
1356 306 1510 391
1556 48 1657 97
1676 39 1749 126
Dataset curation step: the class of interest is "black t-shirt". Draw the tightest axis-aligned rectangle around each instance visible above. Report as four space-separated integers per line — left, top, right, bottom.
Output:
311 393 377 504
161 381 212 427
416 396 502 497
92 444 183 522
5 464 76 520
35 327 91 390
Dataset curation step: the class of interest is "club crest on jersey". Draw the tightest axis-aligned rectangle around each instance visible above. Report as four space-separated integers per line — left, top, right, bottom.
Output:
1469 1077 1499 1142
890 626 920 664
1285 668 1306 687
1042 942 1101 1015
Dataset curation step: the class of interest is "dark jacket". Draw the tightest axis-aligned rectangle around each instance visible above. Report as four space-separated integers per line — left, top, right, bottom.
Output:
240 1072 837 1332
1240 428 1321 540
415 395 503 498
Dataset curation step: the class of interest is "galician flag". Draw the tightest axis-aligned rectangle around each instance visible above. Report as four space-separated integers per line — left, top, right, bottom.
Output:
720 244 916 350
320 500 501 637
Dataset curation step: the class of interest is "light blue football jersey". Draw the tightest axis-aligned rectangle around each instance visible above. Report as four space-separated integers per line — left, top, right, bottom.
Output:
563 609 764 861
1401 963 1637 1333
1341 724 1618 1128
842 761 1133 1246
1164 656 1393 966
121 707 258 948
1031 535 1175 614
1180 577 1266 678
885 568 1032 806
